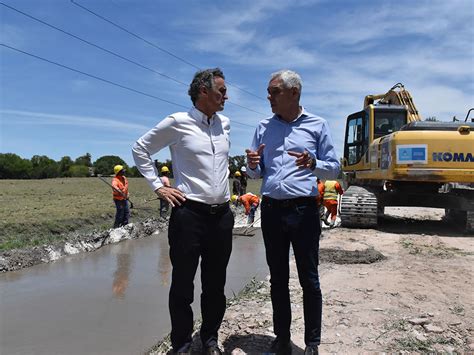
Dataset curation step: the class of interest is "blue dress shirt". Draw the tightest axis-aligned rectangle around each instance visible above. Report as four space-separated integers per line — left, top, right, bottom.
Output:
247 108 340 199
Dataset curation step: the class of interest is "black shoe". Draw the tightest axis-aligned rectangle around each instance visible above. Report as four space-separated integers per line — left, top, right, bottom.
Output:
203 344 222 355
304 345 318 355
269 338 292 354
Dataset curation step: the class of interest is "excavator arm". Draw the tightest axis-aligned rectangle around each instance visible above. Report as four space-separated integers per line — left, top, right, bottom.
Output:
363 83 422 122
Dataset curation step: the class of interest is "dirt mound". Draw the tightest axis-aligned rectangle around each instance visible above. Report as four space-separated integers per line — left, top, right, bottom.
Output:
320 247 386 264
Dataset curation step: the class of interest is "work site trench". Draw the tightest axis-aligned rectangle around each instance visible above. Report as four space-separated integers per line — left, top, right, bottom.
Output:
2 207 471 354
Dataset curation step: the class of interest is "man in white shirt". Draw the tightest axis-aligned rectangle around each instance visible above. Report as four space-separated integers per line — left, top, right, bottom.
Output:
132 68 232 355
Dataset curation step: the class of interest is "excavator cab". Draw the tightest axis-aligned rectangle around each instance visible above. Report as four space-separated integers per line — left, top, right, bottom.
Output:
343 105 407 167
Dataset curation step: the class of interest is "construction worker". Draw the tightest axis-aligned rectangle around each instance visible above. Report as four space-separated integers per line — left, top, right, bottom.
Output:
112 165 130 228
237 192 260 224
160 166 171 218
316 178 325 221
323 180 344 228
232 171 242 196
239 166 248 195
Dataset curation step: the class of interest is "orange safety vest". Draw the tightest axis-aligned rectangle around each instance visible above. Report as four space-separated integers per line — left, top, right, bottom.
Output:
112 175 129 201
323 180 343 201
239 193 260 215
316 180 325 204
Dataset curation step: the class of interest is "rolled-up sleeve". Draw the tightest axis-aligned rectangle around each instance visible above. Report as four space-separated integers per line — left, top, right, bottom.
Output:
132 116 178 191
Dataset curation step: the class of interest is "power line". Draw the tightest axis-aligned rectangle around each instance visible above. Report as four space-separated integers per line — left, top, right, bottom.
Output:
0 2 186 86
0 44 257 129
0 44 188 109
0 2 266 117
71 0 200 69
70 0 267 102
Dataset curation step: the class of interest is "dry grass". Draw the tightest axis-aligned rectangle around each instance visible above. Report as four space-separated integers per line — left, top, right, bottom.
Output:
0 177 262 250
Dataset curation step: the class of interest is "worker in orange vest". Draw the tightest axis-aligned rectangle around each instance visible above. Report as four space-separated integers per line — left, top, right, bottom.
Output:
232 192 260 224
322 180 343 228
112 164 130 228
316 178 326 222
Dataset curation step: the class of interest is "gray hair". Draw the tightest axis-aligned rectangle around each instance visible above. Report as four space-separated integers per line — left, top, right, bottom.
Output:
270 69 302 93
188 68 225 105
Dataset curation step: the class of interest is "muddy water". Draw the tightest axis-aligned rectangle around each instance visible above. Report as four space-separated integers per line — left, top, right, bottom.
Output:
0 230 268 355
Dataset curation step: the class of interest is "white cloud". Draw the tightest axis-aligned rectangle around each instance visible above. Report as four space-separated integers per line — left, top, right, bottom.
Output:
322 0 472 48
1 109 150 132
178 0 321 67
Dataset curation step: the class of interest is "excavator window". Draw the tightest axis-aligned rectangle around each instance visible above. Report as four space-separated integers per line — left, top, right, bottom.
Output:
344 110 369 165
374 110 407 138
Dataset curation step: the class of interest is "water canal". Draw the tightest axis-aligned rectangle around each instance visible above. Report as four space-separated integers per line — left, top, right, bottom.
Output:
0 229 268 355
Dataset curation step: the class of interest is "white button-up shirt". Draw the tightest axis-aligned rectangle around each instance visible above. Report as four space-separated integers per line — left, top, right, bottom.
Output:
132 107 231 204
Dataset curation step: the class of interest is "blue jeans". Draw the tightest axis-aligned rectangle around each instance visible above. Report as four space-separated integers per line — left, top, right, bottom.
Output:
114 199 130 228
261 197 322 346
248 204 258 224
167 201 234 350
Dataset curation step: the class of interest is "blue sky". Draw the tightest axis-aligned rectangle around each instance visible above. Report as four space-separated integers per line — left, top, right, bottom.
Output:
1 0 473 166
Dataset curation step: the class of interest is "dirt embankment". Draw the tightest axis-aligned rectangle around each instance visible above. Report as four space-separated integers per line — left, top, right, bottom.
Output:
151 207 474 354
0 218 167 272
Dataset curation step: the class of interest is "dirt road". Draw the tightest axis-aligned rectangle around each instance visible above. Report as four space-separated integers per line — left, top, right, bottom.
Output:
152 207 474 353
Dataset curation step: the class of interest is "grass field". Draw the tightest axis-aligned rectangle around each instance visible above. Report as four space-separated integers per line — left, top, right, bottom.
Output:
0 177 262 251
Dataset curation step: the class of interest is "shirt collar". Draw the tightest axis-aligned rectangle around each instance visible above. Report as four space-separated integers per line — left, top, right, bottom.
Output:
274 106 307 123
190 106 216 126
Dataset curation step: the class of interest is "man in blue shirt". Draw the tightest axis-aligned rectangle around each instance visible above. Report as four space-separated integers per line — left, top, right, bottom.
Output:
246 70 340 355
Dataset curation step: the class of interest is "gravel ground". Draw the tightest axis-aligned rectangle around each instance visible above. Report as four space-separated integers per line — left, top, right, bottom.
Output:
150 207 474 354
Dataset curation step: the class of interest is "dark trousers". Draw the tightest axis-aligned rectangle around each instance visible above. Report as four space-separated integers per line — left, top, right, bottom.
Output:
261 197 322 346
113 199 130 228
168 202 234 350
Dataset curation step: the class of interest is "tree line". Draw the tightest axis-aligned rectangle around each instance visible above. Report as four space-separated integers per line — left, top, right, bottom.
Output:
0 152 247 179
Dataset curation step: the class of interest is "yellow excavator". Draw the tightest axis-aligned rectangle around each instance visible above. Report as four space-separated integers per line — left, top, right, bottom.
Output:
340 83 474 232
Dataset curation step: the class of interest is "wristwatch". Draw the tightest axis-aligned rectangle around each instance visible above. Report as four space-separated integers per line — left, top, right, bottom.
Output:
310 158 316 170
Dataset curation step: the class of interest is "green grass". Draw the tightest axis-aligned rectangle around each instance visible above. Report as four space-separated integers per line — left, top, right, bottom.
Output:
400 237 472 258
392 335 459 352
0 177 262 251
0 178 158 250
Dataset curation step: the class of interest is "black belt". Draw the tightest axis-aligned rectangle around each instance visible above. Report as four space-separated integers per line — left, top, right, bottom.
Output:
262 196 316 208
184 199 229 215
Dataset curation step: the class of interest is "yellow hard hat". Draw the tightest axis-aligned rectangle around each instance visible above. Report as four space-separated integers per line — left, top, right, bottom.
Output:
114 165 124 175
234 171 241 177
161 166 170 173
231 195 238 203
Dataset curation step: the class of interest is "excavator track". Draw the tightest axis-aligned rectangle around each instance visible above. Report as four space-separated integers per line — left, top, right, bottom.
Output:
467 211 474 233
340 186 378 228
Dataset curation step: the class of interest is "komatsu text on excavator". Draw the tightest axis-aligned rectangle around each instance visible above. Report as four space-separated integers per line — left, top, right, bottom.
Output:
340 83 474 233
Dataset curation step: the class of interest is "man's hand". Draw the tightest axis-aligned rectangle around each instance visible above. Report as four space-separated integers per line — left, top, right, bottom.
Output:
245 144 265 169
287 150 315 169
155 186 186 207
